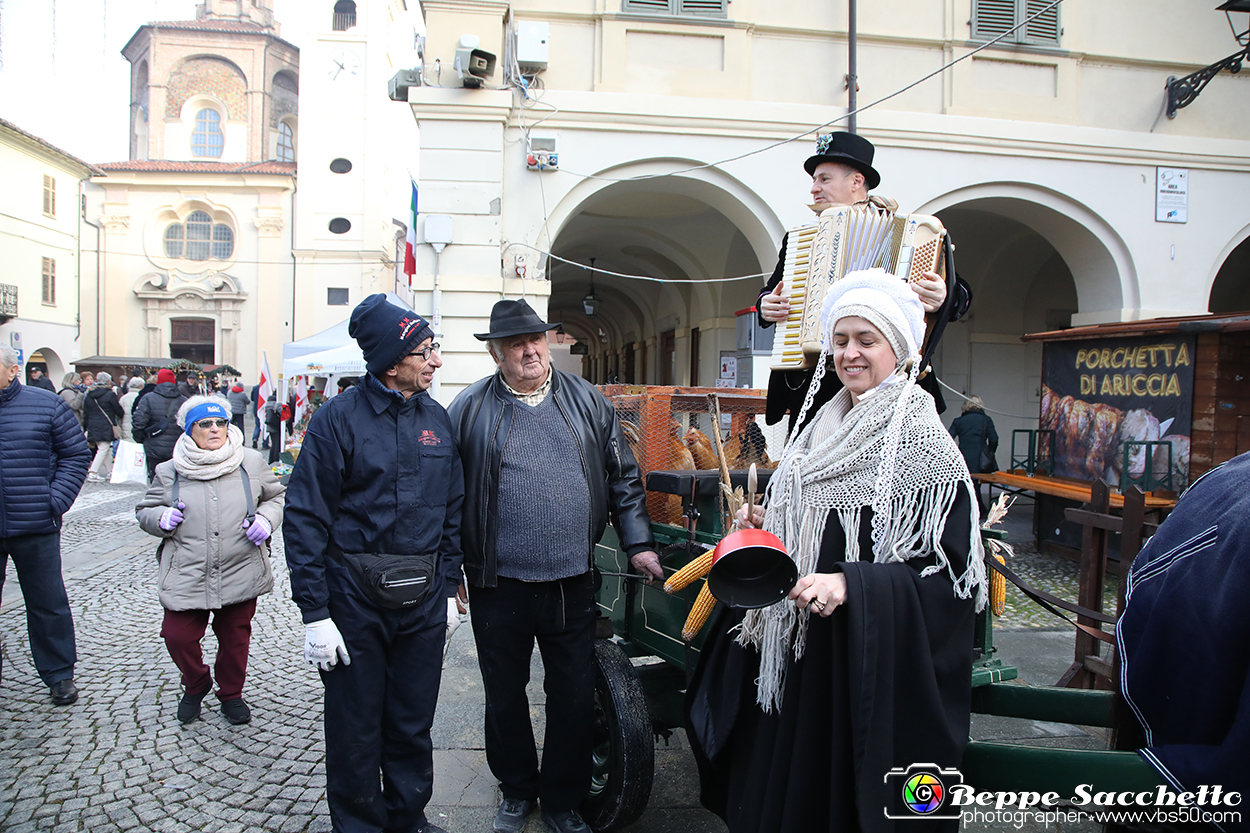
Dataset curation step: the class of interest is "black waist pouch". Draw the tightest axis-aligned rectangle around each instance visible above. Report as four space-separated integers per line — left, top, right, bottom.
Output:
340 552 437 610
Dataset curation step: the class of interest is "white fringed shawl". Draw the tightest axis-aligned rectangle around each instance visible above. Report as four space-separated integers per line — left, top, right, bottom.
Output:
735 370 987 712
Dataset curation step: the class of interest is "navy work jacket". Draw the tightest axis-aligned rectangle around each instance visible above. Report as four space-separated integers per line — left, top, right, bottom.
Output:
283 374 464 623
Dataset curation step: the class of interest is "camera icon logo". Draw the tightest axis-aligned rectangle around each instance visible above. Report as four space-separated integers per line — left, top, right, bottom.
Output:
883 763 964 820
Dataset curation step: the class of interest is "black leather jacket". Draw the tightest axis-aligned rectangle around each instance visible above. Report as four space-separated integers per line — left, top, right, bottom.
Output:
447 369 655 588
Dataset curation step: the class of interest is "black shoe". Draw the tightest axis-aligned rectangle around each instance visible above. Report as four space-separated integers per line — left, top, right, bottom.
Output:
417 824 449 833
177 687 210 723
541 809 590 833
494 798 536 833
221 698 251 724
49 679 78 706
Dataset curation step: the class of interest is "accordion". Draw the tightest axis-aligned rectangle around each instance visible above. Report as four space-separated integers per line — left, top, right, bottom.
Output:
769 204 947 371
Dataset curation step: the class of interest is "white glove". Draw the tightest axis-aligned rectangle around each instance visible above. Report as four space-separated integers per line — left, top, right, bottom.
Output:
304 618 351 671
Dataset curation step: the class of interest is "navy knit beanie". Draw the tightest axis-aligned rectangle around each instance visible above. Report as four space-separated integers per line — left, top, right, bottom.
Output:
349 294 433 376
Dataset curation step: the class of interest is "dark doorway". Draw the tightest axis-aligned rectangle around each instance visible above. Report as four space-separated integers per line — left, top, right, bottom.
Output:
660 329 676 386
170 318 215 365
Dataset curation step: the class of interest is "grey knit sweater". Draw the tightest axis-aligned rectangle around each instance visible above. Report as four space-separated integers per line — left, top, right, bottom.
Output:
495 395 591 581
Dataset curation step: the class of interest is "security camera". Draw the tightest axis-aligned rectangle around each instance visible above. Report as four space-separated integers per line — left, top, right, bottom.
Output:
454 34 496 88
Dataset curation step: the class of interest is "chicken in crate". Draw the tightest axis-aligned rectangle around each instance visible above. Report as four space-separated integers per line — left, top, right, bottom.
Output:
583 386 782 832
599 385 780 533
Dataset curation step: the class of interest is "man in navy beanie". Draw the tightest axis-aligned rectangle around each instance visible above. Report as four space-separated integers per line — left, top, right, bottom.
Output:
284 293 463 833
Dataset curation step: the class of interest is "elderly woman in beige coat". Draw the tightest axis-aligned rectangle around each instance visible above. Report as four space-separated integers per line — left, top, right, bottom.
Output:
136 395 285 725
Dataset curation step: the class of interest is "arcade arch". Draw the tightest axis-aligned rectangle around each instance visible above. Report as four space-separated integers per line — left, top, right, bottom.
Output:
925 186 1127 449
1208 226 1250 314
544 165 776 385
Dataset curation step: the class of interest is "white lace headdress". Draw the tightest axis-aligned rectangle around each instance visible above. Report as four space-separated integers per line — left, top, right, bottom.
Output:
736 269 987 712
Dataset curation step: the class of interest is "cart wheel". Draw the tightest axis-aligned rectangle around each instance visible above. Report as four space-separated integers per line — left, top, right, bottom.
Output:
581 639 654 832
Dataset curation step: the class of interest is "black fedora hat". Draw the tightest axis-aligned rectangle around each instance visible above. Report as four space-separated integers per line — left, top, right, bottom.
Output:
473 298 559 341
803 131 881 190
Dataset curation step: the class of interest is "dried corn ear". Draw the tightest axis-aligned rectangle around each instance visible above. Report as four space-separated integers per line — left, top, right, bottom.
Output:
990 553 1006 616
664 548 714 593
682 583 716 641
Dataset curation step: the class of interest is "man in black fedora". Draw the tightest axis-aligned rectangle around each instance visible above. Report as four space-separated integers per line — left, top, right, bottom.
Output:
757 131 970 431
448 298 662 833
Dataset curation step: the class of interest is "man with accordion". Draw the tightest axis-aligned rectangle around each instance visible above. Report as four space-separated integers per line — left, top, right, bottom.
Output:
757 131 971 432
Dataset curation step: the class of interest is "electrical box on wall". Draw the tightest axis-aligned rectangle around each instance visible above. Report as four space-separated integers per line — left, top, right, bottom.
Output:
527 137 559 171
516 21 549 72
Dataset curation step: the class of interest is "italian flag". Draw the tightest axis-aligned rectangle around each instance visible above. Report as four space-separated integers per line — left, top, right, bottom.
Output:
403 180 418 284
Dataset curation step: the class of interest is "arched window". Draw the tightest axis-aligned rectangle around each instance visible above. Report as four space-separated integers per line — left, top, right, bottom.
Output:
191 108 224 158
164 211 234 261
277 121 295 162
333 0 357 31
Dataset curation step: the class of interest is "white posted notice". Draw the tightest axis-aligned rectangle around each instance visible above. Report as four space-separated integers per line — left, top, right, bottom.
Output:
1156 167 1188 223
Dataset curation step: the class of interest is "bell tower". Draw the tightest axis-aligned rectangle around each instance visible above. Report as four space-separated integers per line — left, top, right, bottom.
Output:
195 0 278 33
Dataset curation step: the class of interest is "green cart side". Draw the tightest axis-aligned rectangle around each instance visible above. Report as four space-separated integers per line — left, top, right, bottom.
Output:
581 506 1161 831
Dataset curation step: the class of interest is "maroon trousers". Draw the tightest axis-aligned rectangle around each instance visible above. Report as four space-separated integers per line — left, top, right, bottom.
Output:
160 599 257 701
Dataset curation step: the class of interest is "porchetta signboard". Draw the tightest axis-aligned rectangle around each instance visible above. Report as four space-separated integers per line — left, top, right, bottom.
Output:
1040 334 1195 490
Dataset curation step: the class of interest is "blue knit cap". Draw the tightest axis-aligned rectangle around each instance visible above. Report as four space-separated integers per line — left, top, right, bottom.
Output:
349 294 433 375
184 400 229 435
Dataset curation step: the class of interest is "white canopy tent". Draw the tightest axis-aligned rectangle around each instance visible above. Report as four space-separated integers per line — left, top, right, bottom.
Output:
282 342 366 379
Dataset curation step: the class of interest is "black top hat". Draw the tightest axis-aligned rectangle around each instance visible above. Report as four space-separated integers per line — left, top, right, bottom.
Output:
473 299 559 341
803 131 881 190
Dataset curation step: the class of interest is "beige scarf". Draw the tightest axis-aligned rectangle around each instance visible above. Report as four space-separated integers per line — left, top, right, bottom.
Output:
736 368 986 712
173 424 247 481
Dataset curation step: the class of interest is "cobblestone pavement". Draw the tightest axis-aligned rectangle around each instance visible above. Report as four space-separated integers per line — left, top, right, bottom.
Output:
1 482 1120 832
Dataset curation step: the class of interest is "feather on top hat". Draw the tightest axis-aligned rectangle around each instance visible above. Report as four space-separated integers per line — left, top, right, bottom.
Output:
803 131 881 190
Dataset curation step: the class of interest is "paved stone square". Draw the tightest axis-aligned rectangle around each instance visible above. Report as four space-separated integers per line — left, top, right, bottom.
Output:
1 481 1109 832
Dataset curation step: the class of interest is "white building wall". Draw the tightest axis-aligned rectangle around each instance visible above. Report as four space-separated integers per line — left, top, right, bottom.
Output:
0 124 93 382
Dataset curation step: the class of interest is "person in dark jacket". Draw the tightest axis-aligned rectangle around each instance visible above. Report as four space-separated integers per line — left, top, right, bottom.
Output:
177 371 203 399
27 367 56 392
949 395 998 515
134 372 158 411
1118 451 1250 812
133 368 189 481
0 345 92 705
284 294 463 833
755 132 970 432
84 372 125 483
447 299 661 833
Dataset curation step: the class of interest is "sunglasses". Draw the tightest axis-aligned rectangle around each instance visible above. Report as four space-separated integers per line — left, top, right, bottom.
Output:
195 418 230 429
408 342 441 361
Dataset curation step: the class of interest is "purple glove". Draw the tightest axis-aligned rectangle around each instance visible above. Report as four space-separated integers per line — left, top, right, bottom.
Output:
159 502 185 531
244 515 271 545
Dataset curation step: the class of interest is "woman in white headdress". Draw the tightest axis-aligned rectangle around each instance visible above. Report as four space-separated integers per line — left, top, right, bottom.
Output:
687 269 987 833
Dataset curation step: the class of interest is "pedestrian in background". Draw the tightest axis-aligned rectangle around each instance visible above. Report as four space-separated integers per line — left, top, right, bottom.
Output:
133 369 189 481
58 372 86 430
949 395 999 515
118 377 145 442
178 371 202 399
227 383 249 432
284 294 463 833
448 299 661 833
0 345 92 705
28 367 56 393
84 372 124 483
136 395 284 725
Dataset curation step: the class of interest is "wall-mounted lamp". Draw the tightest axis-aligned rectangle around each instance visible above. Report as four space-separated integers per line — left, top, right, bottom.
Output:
555 323 566 344
582 258 600 316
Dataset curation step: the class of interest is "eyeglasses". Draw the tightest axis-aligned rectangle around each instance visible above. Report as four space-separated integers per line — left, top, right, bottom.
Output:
408 342 441 361
195 418 229 429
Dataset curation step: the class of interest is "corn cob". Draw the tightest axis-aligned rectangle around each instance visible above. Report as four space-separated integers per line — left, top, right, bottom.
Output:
990 553 1006 616
664 548 714 594
682 582 716 641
